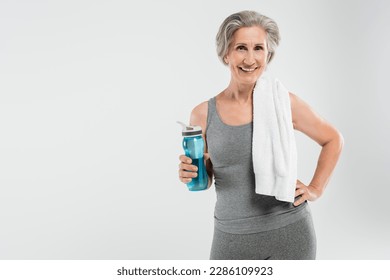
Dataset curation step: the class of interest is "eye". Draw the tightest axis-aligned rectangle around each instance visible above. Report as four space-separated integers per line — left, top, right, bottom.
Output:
236 45 247 51
255 46 264 51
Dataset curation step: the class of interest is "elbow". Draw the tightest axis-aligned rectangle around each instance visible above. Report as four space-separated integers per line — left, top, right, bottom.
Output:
334 131 345 152
321 130 344 151
338 131 344 147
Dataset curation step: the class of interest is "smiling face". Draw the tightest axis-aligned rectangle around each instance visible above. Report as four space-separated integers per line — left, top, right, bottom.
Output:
224 26 269 86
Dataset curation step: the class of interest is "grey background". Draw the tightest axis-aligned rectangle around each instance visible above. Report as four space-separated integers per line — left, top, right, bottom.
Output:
0 0 389 259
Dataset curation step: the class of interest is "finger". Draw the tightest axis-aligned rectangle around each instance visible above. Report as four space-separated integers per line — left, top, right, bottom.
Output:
179 155 192 164
180 177 192 183
295 188 305 198
179 170 198 178
293 195 306 206
179 163 198 172
203 153 210 161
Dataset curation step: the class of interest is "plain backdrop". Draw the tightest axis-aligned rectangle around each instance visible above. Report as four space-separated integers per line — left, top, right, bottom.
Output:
0 0 389 259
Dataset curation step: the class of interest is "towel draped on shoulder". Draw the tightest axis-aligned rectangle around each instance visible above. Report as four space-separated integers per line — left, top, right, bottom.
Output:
252 71 297 203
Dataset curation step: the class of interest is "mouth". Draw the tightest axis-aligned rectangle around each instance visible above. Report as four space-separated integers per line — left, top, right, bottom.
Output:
239 66 258 73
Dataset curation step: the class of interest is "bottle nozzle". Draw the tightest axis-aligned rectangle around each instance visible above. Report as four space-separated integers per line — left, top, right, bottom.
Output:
177 121 202 136
177 121 189 131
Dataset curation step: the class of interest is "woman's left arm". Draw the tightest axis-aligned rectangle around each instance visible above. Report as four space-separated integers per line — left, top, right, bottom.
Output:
289 92 344 206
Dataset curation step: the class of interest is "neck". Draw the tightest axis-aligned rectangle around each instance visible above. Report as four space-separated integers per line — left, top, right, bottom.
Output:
223 80 256 104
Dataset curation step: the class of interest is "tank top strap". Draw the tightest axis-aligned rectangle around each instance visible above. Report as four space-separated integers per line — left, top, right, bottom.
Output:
206 96 217 135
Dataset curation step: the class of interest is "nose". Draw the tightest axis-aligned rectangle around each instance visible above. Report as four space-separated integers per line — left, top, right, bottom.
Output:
243 49 256 66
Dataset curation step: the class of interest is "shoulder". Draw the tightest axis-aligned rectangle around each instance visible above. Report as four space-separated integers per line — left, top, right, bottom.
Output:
288 91 316 118
288 91 310 129
288 92 298 108
190 100 209 127
289 91 308 115
288 91 342 145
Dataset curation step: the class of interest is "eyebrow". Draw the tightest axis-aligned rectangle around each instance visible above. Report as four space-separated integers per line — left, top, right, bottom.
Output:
234 43 264 46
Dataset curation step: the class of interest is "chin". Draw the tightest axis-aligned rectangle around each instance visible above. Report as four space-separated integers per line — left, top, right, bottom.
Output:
240 75 261 84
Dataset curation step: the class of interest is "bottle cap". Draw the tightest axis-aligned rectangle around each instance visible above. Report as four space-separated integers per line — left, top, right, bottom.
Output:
177 121 202 137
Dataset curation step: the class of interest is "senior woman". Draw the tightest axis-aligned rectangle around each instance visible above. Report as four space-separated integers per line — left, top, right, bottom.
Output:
178 10 343 260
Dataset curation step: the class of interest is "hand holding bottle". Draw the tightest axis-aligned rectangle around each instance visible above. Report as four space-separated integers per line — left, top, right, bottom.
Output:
178 153 210 185
177 121 209 191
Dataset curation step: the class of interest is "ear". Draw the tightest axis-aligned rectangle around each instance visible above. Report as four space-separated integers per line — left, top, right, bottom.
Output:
224 56 228 64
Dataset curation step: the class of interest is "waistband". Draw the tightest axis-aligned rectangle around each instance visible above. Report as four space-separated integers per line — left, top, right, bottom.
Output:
214 202 311 234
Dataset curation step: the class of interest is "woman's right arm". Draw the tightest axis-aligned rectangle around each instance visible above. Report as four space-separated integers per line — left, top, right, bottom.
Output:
178 101 214 188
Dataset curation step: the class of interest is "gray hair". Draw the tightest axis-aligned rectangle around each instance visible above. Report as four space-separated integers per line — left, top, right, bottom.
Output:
216 10 280 65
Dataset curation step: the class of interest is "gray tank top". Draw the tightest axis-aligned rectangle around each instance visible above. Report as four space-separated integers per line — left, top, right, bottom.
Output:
206 96 310 234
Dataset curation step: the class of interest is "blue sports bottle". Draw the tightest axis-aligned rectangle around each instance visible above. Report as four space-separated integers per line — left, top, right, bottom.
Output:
177 121 208 191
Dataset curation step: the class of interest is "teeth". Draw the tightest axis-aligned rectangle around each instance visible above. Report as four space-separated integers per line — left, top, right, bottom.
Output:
241 67 256 72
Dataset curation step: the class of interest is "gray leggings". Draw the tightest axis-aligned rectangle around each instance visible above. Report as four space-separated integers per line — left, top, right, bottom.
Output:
210 214 317 260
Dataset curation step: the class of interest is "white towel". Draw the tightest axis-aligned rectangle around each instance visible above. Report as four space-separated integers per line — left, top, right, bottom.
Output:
252 71 297 203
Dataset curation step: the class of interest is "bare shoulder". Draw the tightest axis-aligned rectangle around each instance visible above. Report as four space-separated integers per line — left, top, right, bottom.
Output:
190 101 208 128
288 92 301 111
289 91 319 130
289 91 343 146
288 92 297 105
